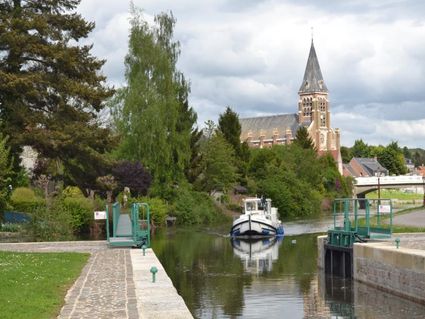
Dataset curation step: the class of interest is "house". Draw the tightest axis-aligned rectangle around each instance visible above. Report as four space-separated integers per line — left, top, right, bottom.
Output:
343 157 388 177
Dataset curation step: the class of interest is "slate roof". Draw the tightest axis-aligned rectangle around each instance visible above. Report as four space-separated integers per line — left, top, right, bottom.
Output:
299 41 328 94
239 114 300 140
353 158 388 176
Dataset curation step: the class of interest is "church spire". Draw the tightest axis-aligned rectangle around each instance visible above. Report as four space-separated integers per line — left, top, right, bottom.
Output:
298 40 328 94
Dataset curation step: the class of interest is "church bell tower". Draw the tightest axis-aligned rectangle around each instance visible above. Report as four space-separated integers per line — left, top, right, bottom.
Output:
298 40 331 152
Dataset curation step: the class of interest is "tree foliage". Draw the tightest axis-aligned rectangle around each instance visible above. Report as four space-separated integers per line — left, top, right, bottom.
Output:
217 107 241 154
377 141 407 175
0 0 115 191
0 134 12 214
111 9 195 196
247 144 351 218
112 160 152 197
295 126 315 150
196 133 238 194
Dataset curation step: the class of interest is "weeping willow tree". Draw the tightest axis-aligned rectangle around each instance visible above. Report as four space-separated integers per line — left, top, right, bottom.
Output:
111 7 196 197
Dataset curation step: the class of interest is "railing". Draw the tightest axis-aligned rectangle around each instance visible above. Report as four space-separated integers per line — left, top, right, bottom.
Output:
112 202 120 237
131 202 151 248
355 175 424 187
328 198 393 247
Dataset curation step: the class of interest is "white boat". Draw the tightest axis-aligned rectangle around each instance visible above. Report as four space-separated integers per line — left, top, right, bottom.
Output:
230 197 284 238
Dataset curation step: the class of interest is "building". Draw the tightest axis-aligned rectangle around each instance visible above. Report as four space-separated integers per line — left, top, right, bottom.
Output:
343 157 388 177
239 40 342 173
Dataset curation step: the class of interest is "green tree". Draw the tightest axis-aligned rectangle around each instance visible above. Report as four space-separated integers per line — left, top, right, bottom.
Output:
351 139 371 158
378 141 407 175
295 126 315 150
0 134 13 216
111 9 195 196
196 134 238 194
217 107 241 154
0 0 114 191
340 146 352 163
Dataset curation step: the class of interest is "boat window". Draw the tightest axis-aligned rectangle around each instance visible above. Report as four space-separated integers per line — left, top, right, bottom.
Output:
246 202 256 211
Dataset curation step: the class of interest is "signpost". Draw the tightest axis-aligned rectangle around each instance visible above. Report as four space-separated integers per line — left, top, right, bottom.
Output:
94 211 107 220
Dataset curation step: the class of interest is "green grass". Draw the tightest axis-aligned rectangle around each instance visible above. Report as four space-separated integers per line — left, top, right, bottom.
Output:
0 251 89 319
366 189 424 201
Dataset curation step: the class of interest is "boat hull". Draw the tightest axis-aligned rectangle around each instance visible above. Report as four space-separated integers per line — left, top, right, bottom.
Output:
230 215 282 238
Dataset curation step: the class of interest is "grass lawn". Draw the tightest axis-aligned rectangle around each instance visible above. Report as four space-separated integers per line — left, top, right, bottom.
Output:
366 189 423 201
0 251 89 319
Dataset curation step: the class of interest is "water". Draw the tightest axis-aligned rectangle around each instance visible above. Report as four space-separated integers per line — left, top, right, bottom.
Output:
151 225 425 319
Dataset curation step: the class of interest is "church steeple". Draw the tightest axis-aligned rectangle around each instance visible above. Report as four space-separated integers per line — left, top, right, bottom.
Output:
298 40 328 94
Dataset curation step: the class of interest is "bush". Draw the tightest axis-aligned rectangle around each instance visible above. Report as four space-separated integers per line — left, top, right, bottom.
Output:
127 196 169 226
61 196 94 232
10 187 45 213
25 201 74 241
173 189 222 225
0 222 21 232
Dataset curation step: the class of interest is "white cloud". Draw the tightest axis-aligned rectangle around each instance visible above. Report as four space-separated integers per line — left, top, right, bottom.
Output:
77 0 425 148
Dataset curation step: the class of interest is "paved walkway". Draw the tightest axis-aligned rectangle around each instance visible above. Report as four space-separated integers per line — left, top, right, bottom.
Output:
0 241 192 319
393 209 425 227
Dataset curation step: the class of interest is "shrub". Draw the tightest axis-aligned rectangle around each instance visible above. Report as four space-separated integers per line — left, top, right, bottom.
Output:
127 196 169 226
61 196 94 232
173 189 222 225
10 187 45 213
25 201 74 241
0 222 21 232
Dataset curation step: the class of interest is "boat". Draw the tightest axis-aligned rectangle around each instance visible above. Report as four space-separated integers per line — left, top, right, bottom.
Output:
230 197 284 238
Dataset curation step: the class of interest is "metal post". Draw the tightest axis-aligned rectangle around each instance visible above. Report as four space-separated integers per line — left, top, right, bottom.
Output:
422 176 425 207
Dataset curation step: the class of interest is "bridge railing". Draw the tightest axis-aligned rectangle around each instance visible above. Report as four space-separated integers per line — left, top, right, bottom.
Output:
355 175 424 186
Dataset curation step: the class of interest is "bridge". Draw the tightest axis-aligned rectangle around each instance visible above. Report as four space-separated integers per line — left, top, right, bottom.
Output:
354 175 425 196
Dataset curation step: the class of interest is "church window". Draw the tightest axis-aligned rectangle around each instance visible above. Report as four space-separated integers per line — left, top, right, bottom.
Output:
320 113 326 127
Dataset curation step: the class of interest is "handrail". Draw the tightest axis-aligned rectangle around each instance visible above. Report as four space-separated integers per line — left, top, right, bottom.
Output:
112 202 120 237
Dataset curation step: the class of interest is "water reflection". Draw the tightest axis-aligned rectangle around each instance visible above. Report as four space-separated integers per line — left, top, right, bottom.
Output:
231 237 282 274
152 229 425 319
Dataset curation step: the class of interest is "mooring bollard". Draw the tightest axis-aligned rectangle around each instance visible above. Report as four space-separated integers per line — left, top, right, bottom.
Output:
395 238 400 249
142 244 146 256
150 266 158 283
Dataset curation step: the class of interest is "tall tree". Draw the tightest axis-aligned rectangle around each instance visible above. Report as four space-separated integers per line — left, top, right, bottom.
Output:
295 126 315 150
217 107 241 154
111 8 196 196
196 133 238 194
0 0 114 192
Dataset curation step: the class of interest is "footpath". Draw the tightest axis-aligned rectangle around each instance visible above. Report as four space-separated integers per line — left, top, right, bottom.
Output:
0 241 193 319
393 209 425 227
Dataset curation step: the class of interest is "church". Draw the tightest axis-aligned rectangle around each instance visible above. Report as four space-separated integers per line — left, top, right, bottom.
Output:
239 40 343 173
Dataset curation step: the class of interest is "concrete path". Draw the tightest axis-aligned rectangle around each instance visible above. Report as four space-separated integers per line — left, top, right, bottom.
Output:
131 249 193 319
393 209 425 227
0 241 192 319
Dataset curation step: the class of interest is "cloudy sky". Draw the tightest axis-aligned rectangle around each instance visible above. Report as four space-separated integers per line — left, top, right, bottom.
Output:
77 0 425 148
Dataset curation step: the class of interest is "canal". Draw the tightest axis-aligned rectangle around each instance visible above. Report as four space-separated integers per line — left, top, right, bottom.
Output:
151 225 425 319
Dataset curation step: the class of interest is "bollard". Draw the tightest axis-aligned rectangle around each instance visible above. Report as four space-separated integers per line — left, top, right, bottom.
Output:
395 238 400 249
150 266 158 283
142 244 146 256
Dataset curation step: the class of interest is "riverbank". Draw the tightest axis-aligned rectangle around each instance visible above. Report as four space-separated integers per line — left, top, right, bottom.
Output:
0 241 192 319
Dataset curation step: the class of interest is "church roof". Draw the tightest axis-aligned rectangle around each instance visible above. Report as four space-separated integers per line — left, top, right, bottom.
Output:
240 114 300 140
298 40 328 94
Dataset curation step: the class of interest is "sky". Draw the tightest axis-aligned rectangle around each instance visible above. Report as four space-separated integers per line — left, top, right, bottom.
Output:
77 0 425 148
